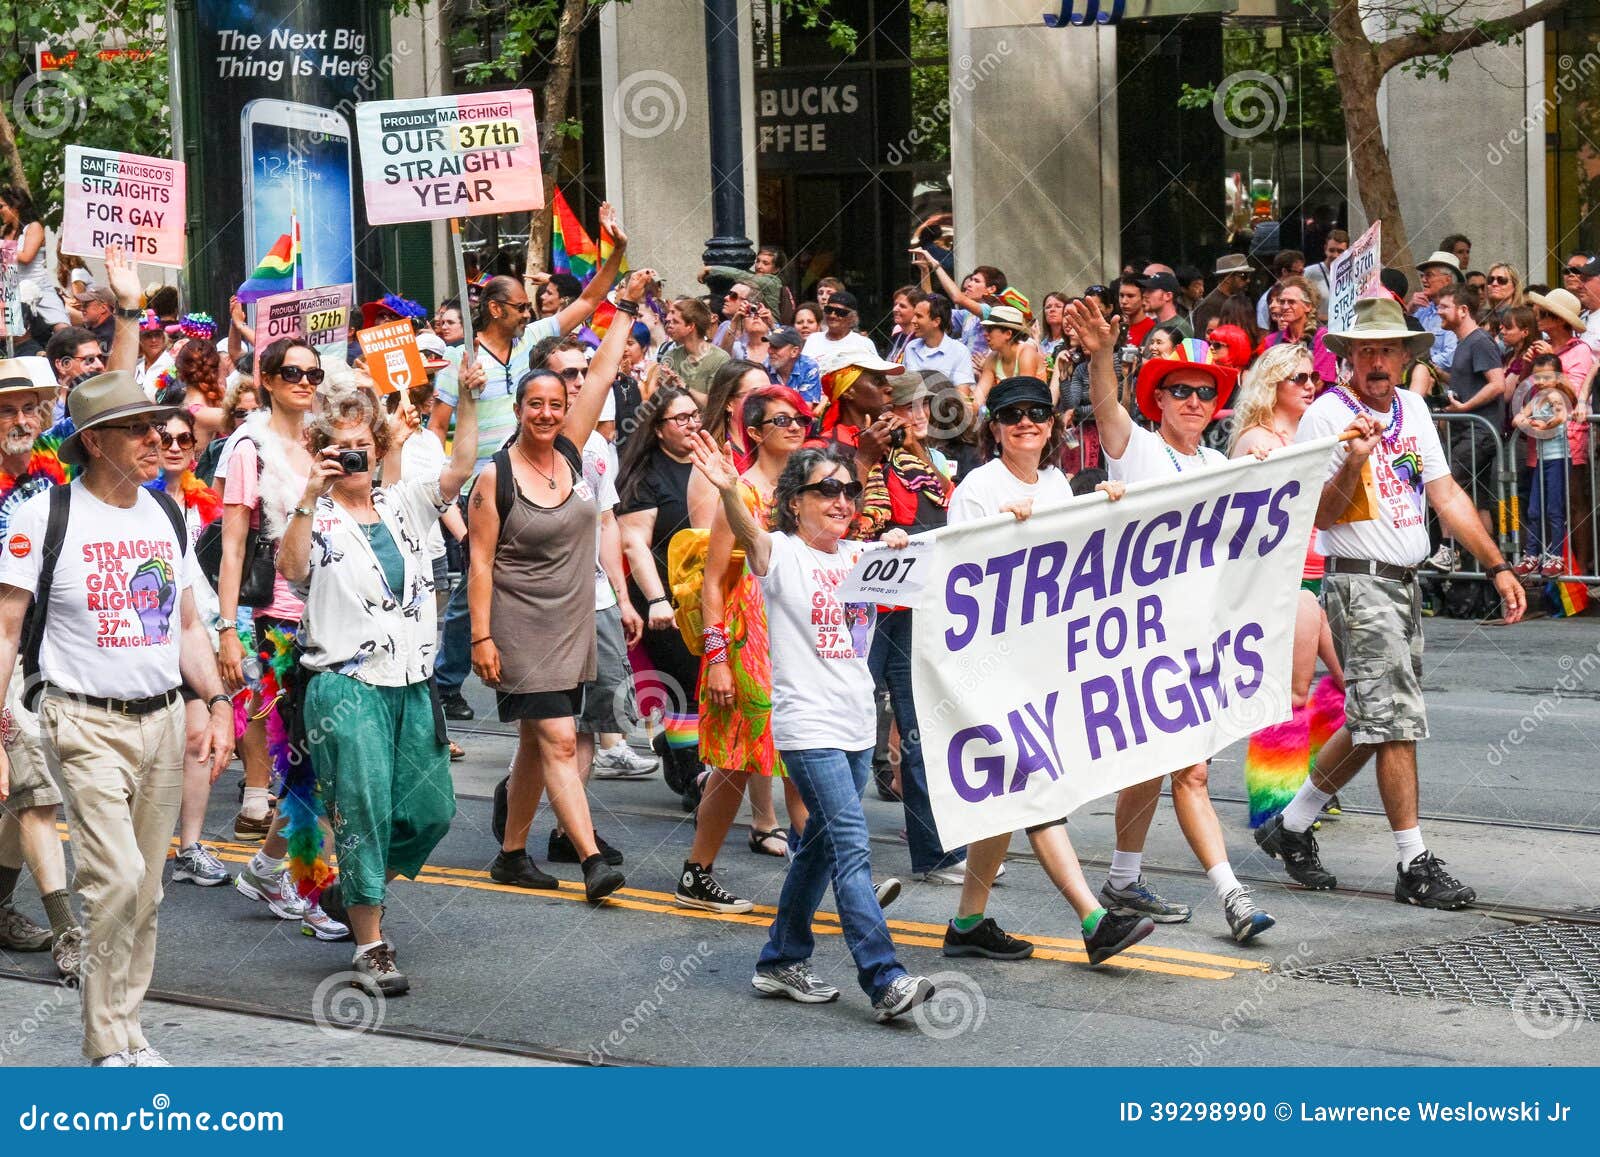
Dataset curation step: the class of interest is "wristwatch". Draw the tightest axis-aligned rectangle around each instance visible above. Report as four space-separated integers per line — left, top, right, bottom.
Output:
1485 563 1514 579
291 505 315 519
206 693 232 710
115 306 143 321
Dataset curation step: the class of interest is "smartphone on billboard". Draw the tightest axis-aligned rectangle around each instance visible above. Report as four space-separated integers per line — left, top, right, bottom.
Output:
241 100 355 293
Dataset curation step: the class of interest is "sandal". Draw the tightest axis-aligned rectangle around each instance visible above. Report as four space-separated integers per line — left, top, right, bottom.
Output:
749 827 789 857
448 740 466 762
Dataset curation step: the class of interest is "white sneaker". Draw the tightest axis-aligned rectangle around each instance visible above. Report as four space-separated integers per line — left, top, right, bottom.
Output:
235 863 307 920
920 860 1003 886
91 1050 134 1067
590 743 660 779
301 902 351 941
1423 544 1458 572
129 1046 170 1067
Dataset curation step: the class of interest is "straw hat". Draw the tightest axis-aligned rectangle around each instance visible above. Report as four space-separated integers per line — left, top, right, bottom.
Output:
1323 298 1435 359
980 305 1029 335
1416 251 1462 276
1527 288 1585 332
0 357 58 406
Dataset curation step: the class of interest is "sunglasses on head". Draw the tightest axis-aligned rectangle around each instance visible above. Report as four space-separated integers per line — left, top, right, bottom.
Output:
754 413 803 428
158 430 195 449
1158 384 1219 401
273 365 325 385
993 404 1053 426
797 478 863 501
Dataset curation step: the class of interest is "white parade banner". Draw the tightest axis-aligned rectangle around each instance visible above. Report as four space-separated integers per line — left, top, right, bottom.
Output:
1327 220 1381 336
911 440 1332 849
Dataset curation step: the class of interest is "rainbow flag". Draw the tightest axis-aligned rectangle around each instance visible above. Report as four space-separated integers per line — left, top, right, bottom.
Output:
661 711 699 750
237 225 301 302
1547 544 1590 617
550 188 598 283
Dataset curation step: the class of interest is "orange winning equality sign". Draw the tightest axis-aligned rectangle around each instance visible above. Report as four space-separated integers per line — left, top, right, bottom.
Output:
357 320 427 395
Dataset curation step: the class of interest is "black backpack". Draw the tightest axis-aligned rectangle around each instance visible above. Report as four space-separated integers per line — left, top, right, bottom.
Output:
21 484 188 710
491 437 584 533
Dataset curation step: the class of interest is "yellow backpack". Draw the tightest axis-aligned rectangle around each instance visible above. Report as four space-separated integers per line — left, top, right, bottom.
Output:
666 528 746 656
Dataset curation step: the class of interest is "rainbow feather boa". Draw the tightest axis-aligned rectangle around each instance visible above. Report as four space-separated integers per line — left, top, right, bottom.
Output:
146 470 223 526
0 436 71 494
1244 675 1346 828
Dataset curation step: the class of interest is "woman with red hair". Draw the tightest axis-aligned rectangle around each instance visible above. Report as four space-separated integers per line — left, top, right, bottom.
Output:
1206 324 1252 371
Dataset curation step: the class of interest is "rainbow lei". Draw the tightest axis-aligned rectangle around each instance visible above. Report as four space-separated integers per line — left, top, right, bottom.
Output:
146 470 222 526
0 442 70 494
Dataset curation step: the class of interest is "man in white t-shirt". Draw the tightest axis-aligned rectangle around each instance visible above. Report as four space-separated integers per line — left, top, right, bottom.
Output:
0 372 234 1067
1075 304 1274 944
800 290 878 363
1255 298 1524 911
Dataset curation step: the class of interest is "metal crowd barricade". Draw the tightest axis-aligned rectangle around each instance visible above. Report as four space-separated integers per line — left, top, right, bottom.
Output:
1504 414 1600 585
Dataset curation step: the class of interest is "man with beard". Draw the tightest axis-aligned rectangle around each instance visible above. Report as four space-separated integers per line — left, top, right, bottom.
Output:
1256 298 1525 909
0 361 83 980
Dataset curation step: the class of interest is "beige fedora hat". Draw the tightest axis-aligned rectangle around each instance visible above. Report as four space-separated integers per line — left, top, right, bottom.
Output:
60 372 179 466
1324 298 1435 359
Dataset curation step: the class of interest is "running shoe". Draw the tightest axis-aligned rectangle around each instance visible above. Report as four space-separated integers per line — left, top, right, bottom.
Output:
1321 794 1343 819
1513 555 1539 577
52 926 83 983
91 1050 133 1067
1254 814 1338 890
488 849 560 890
1222 886 1275 944
591 743 659 779
920 863 969 885
875 878 902 909
1085 909 1156 966
675 862 754 914
872 974 935 1023
1423 544 1458 572
232 810 273 843
441 692 474 721
582 855 626 902
234 863 307 920
752 961 840 1004
548 828 624 866
942 917 1034 960
0 904 52 951
353 943 409 996
1395 851 1476 910
301 902 352 941
1098 876 1192 923
172 843 230 887
129 1047 170 1067
1541 555 1565 578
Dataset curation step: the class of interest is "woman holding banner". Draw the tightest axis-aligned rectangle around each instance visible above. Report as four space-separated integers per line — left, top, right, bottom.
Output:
1074 302 1278 945
685 434 933 1023
940 375 1157 968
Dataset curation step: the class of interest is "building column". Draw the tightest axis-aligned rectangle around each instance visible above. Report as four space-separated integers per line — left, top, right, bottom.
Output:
387 1 452 301
949 0 1120 305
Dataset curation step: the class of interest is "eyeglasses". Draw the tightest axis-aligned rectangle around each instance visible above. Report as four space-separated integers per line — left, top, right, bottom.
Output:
1279 372 1316 387
1280 297 1309 308
273 365 325 385
495 300 534 315
993 404 1053 426
0 402 40 420
1487 275 1512 286
73 353 106 367
754 413 804 428
1158 384 1219 401
797 478 863 500
822 306 853 318
660 412 702 429
158 430 195 449
97 420 160 439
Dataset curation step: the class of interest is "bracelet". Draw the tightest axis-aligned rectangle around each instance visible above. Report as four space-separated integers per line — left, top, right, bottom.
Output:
206 693 232 710
217 623 237 634
703 624 729 666
472 635 494 646
115 306 143 321
1485 563 1513 579
290 505 315 519
649 596 671 607
614 297 641 317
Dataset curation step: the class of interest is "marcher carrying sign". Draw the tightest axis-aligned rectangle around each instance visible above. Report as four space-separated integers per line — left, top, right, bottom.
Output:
910 441 1331 849
1326 220 1382 336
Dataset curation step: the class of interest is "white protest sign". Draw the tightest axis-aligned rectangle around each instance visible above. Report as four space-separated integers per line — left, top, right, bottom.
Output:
61 146 186 268
1327 220 1381 336
911 441 1331 849
354 91 543 224
837 540 934 606
255 284 353 356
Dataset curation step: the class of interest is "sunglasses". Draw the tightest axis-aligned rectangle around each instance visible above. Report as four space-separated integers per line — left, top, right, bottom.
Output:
1158 384 1219 401
97 420 160 438
1280 372 1316 387
797 478 863 501
231 406 256 420
495 300 534 314
556 367 584 383
993 404 1053 426
1565 265 1587 275
273 365 326 385
158 430 195 449
660 412 702 429
754 413 804 428
1487 275 1512 285
822 306 853 318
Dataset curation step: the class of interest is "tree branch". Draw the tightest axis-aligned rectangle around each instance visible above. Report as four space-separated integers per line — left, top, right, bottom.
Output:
1376 0 1571 73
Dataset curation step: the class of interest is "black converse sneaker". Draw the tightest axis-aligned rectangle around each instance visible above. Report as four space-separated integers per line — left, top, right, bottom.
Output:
1255 814 1338 890
675 862 753 914
1395 851 1476 910
942 917 1034 960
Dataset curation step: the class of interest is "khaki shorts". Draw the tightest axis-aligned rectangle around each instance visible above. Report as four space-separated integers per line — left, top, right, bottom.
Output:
1321 572 1428 745
1 658 64 812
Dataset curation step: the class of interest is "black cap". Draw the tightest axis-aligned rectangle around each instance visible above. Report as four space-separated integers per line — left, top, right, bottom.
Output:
1379 267 1409 299
826 290 859 313
985 376 1052 415
768 326 803 349
1576 257 1600 278
1136 272 1180 293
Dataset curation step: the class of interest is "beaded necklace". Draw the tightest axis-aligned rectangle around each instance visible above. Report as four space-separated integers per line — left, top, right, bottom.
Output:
1331 386 1403 449
1157 431 1206 474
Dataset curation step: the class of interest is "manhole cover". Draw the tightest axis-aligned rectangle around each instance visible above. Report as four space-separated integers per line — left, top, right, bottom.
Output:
1285 921 1598 1026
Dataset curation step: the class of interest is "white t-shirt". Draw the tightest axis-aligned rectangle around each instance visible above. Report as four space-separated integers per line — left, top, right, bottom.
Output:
1581 312 1600 358
401 430 449 562
801 329 878 364
1107 422 1227 483
759 532 876 751
1297 386 1448 567
0 482 200 699
582 430 619 611
947 457 1073 524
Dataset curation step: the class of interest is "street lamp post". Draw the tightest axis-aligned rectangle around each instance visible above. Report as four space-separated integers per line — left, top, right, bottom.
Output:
701 0 755 269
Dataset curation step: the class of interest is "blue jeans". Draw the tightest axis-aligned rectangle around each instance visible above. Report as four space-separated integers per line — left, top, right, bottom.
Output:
1526 458 1569 559
435 553 471 697
759 747 906 999
868 609 964 875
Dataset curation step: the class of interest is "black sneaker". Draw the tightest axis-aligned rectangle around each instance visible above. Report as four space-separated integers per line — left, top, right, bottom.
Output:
1085 909 1155 966
1395 851 1476 910
582 854 625 902
1255 814 1338 890
675 862 754 914
491 775 508 845
441 692 474 721
942 917 1034 960
489 849 560 890
548 828 624 866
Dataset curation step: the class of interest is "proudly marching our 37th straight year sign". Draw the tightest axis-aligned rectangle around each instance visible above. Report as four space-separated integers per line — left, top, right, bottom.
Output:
908 441 1331 850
